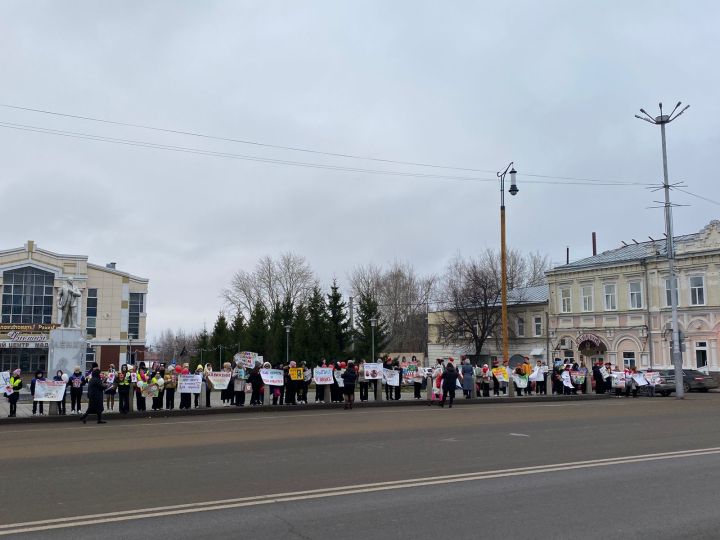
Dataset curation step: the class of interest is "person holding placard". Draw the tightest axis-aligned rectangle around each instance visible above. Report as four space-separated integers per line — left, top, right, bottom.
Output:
30 370 46 416
117 371 131 414
5 369 23 417
135 364 149 412
68 366 86 414
440 362 458 408
247 364 263 406
52 370 68 415
341 360 358 409
203 363 214 408
232 361 246 407
194 365 204 408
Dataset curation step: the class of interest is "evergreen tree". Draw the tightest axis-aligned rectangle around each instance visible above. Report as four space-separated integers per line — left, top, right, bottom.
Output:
230 310 247 352
291 303 311 363
195 327 210 369
209 312 232 368
245 302 269 357
267 297 294 365
353 292 389 361
326 280 350 360
307 285 329 364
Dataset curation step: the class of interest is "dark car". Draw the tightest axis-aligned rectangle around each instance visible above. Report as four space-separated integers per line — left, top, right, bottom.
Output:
655 369 719 396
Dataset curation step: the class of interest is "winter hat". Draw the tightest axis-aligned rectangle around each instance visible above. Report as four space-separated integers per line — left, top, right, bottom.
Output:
12 368 21 376
289 361 297 368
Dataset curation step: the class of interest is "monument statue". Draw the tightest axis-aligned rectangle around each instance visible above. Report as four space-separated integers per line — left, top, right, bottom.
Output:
58 278 81 328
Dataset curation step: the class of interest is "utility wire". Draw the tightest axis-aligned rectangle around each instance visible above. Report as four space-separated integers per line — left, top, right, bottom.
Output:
0 120 650 187
0 103 654 186
674 188 720 206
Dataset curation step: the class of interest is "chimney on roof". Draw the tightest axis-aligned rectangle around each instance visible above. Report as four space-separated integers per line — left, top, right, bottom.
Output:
566 246 570 265
106 262 117 269
592 232 597 256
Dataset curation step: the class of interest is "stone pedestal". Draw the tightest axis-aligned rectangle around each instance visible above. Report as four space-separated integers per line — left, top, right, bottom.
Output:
48 328 86 376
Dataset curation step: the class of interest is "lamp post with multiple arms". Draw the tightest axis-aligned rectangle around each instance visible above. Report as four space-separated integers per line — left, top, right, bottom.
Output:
635 101 690 399
370 318 377 401
498 162 518 397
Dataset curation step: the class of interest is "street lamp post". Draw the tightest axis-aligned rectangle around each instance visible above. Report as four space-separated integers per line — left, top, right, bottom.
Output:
498 162 518 397
370 318 378 401
285 325 291 364
635 101 690 399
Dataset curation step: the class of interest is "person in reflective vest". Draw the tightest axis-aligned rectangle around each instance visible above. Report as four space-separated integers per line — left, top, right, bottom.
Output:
5 369 23 417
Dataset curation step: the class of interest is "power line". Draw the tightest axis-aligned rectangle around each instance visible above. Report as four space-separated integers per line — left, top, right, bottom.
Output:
674 187 720 206
0 102 654 186
0 121 648 187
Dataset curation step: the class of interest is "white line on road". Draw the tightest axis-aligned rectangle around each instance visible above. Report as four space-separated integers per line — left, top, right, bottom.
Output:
1 446 719 536
509 433 530 437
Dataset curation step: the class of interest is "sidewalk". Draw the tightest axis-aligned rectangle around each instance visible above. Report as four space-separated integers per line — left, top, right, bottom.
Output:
0 390 612 425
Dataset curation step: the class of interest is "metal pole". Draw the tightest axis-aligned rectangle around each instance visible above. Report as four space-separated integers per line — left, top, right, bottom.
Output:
349 296 354 354
660 121 684 399
501 202 514 398
286 329 290 364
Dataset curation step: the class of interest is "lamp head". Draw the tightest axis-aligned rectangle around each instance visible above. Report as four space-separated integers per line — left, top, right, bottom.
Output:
508 168 519 196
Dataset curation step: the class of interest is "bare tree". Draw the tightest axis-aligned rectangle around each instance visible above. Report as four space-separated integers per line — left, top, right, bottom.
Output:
151 328 199 362
223 252 315 317
348 260 435 352
433 248 540 357
526 251 551 286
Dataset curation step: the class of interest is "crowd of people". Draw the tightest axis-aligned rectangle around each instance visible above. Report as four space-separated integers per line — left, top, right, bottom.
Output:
3 355 657 419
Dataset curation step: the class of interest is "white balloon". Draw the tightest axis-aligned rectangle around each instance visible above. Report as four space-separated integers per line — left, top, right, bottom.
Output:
156 377 165 387
61 374 69 383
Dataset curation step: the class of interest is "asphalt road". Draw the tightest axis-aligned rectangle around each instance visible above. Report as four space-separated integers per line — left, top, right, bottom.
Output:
2 395 720 539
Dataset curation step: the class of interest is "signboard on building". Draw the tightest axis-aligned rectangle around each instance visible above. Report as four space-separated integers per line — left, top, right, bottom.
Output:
0 324 58 349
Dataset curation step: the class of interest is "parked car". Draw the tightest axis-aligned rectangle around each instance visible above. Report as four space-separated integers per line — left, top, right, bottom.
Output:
655 369 719 396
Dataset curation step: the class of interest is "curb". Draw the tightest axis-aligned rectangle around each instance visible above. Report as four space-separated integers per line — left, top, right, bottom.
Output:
0 394 612 425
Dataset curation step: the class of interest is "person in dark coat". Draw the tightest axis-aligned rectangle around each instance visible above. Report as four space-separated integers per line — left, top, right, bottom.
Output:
440 362 459 408
247 365 264 405
341 361 358 410
81 369 106 424
592 361 605 394
53 370 67 415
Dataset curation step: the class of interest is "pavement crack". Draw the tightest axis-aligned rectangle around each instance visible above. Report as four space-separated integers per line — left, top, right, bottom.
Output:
274 510 313 540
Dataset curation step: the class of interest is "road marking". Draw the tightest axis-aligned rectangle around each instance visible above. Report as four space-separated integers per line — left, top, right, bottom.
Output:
0 400 627 435
509 433 530 437
1 446 719 535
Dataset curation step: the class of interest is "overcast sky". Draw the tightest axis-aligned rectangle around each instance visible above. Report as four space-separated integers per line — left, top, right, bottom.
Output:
1 1 718 341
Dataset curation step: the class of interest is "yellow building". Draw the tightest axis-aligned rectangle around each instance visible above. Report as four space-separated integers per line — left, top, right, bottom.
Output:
0 241 148 373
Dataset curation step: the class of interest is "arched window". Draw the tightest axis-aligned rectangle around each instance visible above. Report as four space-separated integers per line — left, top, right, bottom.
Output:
1 267 54 324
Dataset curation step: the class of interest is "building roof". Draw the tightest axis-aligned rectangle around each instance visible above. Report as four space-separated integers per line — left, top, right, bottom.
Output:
508 284 549 304
548 220 720 273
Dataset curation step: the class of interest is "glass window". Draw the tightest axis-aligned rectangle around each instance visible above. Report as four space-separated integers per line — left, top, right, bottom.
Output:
534 316 542 337
604 283 617 311
560 288 571 313
85 346 96 372
516 317 525 337
128 293 144 340
86 289 98 337
629 281 643 309
1 267 54 324
690 276 705 306
623 351 636 368
581 285 593 312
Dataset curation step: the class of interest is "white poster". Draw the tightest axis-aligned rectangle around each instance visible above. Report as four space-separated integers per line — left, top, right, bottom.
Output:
260 369 284 386
207 372 232 390
363 363 382 380
529 368 544 382
599 366 610 379
383 369 400 387
178 374 203 393
313 367 334 385
611 371 626 389
334 370 344 388
235 351 258 369
633 373 648 386
34 380 67 401
644 372 660 385
1 370 12 395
